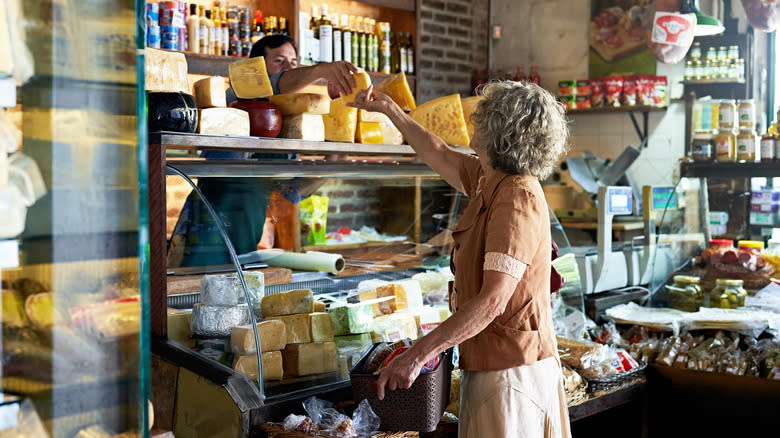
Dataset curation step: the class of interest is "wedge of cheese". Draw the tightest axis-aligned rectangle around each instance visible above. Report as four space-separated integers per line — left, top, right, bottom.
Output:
460 95 484 140
376 283 409 312
267 313 312 344
261 289 314 317
371 311 419 343
323 97 358 143
145 48 189 93
193 76 227 108
282 342 338 377
329 303 375 335
279 113 325 141
313 300 327 313
231 320 287 354
198 107 250 136
167 308 195 348
341 70 372 103
359 110 403 145
233 351 284 381
228 56 273 99
356 121 383 144
377 71 416 111
269 93 331 115
409 94 470 146
358 289 382 316
309 312 335 342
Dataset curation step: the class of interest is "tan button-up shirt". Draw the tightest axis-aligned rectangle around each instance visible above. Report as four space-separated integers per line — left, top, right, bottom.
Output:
451 155 558 371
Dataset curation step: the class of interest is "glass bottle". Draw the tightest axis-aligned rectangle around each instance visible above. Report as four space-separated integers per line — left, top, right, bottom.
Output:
399 33 408 74
251 10 264 44
332 14 342 62
350 16 359 66
390 32 400 73
188 4 200 53
204 9 214 55
279 16 289 36
370 19 379 72
405 32 414 75
736 129 758 162
211 7 222 55
761 123 776 162
199 7 209 54
529 65 541 85
318 4 333 63
310 5 320 63
684 60 694 81
357 17 366 70
690 41 701 61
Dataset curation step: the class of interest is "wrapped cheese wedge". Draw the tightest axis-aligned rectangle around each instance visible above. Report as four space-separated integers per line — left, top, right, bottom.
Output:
279 113 325 141
359 110 403 145
409 94 470 146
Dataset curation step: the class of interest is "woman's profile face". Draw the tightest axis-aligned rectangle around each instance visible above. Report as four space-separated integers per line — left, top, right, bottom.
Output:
469 128 487 157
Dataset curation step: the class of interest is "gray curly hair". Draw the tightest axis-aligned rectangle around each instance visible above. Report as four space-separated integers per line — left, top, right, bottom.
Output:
471 81 570 179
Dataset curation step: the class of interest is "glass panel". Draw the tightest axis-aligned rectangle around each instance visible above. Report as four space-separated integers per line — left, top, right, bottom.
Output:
1 0 147 436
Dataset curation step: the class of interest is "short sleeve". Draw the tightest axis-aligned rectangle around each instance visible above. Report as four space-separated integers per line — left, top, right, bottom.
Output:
485 186 545 266
270 69 288 95
457 154 483 198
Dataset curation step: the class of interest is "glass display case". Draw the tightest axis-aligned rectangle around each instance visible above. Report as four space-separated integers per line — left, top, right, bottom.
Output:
0 0 148 436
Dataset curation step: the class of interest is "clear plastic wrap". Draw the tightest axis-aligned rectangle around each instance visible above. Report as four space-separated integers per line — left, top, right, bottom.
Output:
298 396 380 438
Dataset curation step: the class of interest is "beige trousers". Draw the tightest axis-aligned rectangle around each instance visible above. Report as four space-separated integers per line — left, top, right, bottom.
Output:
459 356 572 438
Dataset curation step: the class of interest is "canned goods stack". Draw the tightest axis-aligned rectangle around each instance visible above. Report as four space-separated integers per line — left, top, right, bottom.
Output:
159 1 188 51
147 3 160 48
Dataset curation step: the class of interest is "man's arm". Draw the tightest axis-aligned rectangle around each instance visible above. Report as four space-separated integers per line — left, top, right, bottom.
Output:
277 61 359 96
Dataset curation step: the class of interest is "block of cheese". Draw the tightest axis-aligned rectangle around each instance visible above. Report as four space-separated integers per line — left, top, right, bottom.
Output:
460 95 484 140
334 333 373 351
434 305 452 322
359 110 403 145
410 306 442 336
309 312 335 342
25 293 66 329
2 289 26 327
356 121 383 144
377 71 416 111
191 303 252 337
282 342 338 377
233 351 284 381
329 303 374 335
409 94 470 146
371 311 418 343
228 56 273 99
200 274 238 306
198 107 250 136
261 289 314 317
376 283 409 312
313 300 327 313
396 279 423 309
193 76 227 108
167 309 195 348
269 93 331 115
267 313 312 344
231 320 287 354
145 48 189 93
323 97 358 142
341 70 372 103
357 289 381 315
279 113 325 141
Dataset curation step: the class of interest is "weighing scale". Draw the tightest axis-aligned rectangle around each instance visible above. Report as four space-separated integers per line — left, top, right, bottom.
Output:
623 185 676 287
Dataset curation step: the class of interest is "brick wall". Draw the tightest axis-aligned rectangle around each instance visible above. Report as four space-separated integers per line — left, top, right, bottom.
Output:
418 0 490 102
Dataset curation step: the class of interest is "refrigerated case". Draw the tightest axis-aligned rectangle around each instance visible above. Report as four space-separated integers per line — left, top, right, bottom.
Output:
0 0 149 436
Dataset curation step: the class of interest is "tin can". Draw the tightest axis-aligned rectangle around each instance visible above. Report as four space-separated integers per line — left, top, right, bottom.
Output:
239 7 251 25
161 38 179 50
147 25 161 48
229 38 242 57
241 39 252 57
160 5 185 28
146 2 159 27
178 27 188 52
229 24 239 39
239 24 251 40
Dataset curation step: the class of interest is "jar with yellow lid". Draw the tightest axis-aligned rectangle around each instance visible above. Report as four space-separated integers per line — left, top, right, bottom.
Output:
737 240 764 255
666 275 704 312
718 99 737 129
736 129 758 162
715 129 736 162
737 99 755 128
709 278 747 309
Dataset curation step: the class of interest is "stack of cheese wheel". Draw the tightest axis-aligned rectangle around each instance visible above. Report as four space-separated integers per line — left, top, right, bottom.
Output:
194 74 250 136
270 93 330 141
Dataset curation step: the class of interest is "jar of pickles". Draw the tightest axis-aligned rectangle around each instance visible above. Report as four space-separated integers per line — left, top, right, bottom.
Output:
715 129 736 162
667 275 704 312
709 278 747 309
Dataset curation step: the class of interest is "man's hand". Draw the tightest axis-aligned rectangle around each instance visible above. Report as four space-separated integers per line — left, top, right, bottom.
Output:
316 61 359 97
347 85 397 115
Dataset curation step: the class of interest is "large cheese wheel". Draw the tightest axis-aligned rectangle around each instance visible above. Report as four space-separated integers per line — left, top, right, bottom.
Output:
460 96 484 140
279 113 325 141
409 94 470 146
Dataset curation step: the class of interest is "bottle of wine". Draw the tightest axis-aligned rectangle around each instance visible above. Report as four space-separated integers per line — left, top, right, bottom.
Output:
318 4 333 63
332 13 342 62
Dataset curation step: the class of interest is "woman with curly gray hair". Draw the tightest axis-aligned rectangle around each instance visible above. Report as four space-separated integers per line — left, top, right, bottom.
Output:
350 80 571 437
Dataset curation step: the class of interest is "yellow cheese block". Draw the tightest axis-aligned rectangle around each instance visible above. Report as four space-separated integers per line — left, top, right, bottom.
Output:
279 113 325 141
145 48 189 93
261 289 314 317
460 95 484 140
313 300 327 313
228 56 273 99
376 283 409 312
231 320 287 354
267 313 312 344
25 293 66 328
198 107 250 136
167 309 195 348
323 97 358 143
309 312 335 342
341 70 372 103
371 311 418 343
282 342 338 377
356 121 383 144
358 289 383 316
410 94 470 146
359 110 403 145
193 76 227 108
233 351 284 381
377 71 416 111
269 93 331 115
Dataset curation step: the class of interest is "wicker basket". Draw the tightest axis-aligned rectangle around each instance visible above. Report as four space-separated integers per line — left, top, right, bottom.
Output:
584 363 646 393
349 346 453 433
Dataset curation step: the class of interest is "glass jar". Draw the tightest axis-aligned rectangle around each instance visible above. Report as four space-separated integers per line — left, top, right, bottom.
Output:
684 60 695 81
736 129 757 162
691 130 714 162
764 239 780 273
715 129 736 162
694 60 704 80
737 99 755 128
709 278 747 309
709 239 734 251
737 240 764 255
706 46 717 64
667 275 704 312
761 131 776 162
691 41 702 61
728 45 739 61
717 46 728 62
718 99 737 129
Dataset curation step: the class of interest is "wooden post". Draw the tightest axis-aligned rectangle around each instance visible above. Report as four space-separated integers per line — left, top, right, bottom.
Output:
148 142 168 338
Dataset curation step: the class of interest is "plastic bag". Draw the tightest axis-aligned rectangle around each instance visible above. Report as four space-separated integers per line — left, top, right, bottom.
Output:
300 195 329 245
301 396 380 438
741 0 780 31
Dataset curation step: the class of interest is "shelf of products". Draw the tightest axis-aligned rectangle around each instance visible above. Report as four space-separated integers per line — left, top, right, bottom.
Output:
682 79 746 85
680 161 780 178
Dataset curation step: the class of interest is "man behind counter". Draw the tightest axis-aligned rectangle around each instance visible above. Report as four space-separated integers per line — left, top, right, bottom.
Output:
167 35 360 269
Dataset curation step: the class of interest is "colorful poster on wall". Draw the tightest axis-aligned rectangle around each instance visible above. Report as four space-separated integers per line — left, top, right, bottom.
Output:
589 0 657 77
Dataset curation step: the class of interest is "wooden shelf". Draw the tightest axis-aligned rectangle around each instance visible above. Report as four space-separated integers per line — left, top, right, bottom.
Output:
566 105 667 115
680 161 780 178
